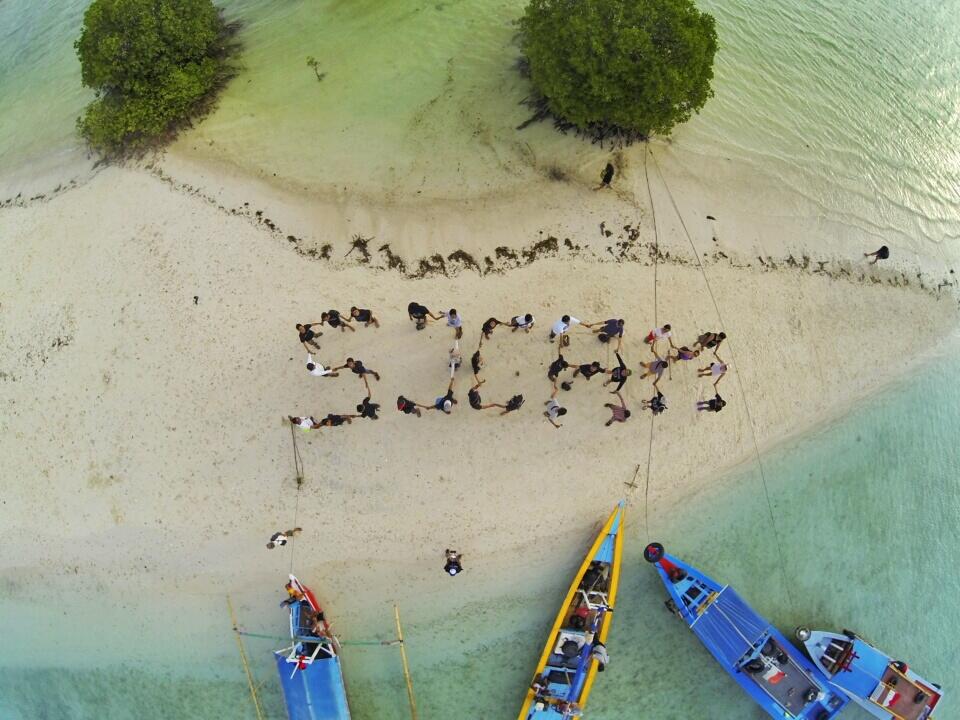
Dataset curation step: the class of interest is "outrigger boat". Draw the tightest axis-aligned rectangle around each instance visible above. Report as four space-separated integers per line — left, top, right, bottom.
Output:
796 627 943 720
517 501 625 719
643 543 849 720
274 574 351 720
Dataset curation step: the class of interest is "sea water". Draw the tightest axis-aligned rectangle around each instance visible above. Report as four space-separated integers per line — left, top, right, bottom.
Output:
2 0 959 717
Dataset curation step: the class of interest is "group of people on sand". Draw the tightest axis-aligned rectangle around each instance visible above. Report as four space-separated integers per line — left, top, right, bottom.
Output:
396 305 533 418
289 305 732 432
289 307 382 430
538 314 730 428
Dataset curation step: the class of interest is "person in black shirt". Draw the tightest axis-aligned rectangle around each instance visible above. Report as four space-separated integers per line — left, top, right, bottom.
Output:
320 413 356 427
334 357 381 393
350 306 380 328
407 302 442 330
500 394 524 415
479 317 505 345
696 393 726 413
296 323 323 352
471 349 484 381
547 353 570 392
356 396 380 420
321 309 355 332
603 352 632 392
397 395 424 417
572 360 604 381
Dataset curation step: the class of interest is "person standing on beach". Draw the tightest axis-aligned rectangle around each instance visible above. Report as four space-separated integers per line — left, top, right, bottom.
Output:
306 355 339 377
501 394 525 415
544 392 567 429
510 313 536 333
595 318 625 351
320 309 355 332
433 378 458 414
642 391 668 415
698 361 728 388
407 302 442 330
480 317 505 344
288 415 321 430
350 306 380 328
471 349 484 382
444 308 463 339
334 357 381 393
468 379 505 411
864 245 890 264
603 352 632 392
397 395 425 417
296 323 323 352
639 352 670 388
670 346 699 363
572 360 605 383
697 393 726 413
444 549 463 576
267 527 302 549
547 353 571 392
643 324 676 352
449 342 462 376
694 331 726 357
320 413 357 427
604 392 631 427
357 396 380 420
550 315 583 345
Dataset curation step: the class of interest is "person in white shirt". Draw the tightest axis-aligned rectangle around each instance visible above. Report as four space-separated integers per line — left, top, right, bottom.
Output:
644 324 677 351
510 313 535 332
288 415 321 430
550 314 582 343
306 355 338 377
543 397 568 428
445 308 463 339
266 527 302 549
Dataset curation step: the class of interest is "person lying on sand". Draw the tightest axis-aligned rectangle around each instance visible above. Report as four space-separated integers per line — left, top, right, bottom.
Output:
468 380 503 411
407 302 442 330
510 313 535 332
320 309 354 332
572 360 605 381
864 245 890 264
433 378 457 414
320 413 357 427
350 306 379 327
698 361 728 388
334 357 380 393
480 317 505 344
642 391 668 415
501 394 524 415
356 397 380 420
694 331 726 356
444 308 463 339
603 352 632 392
267 528 302 549
449 342 462 376
547 353 570 391
595 318 625 351
604 391 631 426
670 346 699 362
697 393 726 413
306 355 338 377
296 323 323 352
544 396 567 429
471 349 484 382
396 395 424 417
288 415 321 430
643 324 676 351
550 314 583 344
639 353 670 388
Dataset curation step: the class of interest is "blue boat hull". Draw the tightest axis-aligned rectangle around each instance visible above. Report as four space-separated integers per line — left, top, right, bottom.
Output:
275 653 351 720
645 545 849 720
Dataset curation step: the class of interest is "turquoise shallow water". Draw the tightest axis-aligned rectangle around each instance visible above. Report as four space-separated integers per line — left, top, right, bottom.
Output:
2 339 959 717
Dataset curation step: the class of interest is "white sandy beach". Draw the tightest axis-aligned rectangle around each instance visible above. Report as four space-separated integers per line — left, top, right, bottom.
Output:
1 152 957 672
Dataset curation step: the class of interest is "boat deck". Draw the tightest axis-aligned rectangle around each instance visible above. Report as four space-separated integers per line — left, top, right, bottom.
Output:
870 665 939 720
746 638 822 716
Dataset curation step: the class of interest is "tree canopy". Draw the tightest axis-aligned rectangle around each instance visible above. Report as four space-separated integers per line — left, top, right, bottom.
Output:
520 0 718 139
75 0 238 155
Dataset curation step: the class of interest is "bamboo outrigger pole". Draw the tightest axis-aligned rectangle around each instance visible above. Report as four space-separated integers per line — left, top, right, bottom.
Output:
393 604 419 720
227 595 267 720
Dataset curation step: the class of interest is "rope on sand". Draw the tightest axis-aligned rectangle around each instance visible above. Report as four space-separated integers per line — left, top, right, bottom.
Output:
288 423 305 574
227 595 267 720
640 146 660 542
648 148 796 609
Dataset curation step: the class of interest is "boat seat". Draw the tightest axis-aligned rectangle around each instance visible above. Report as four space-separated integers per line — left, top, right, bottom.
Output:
577 589 610 610
546 669 573 685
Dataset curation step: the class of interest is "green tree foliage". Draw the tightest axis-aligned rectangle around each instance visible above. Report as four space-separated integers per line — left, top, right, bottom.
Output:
75 0 238 155
520 0 718 138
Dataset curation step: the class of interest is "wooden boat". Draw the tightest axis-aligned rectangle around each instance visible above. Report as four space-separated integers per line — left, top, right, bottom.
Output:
517 501 625 719
274 574 351 720
797 627 943 719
